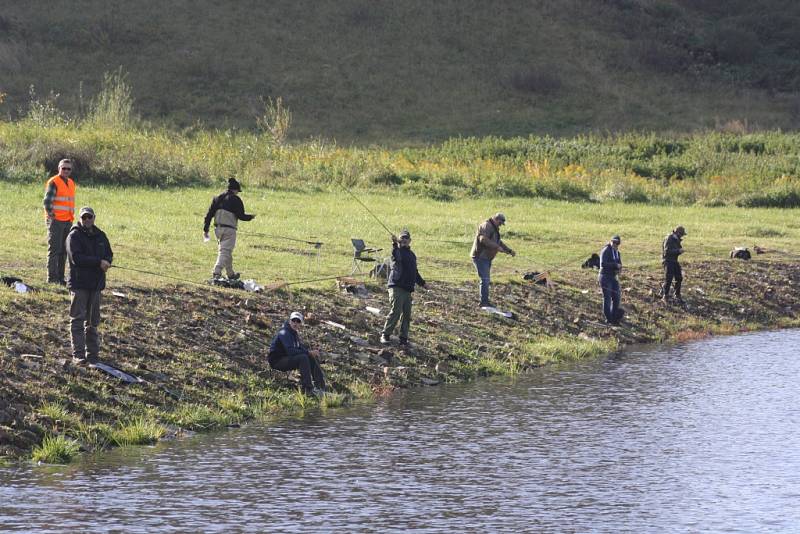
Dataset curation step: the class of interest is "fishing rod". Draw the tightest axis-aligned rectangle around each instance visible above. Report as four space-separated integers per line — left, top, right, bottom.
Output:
237 231 324 249
112 265 213 288
338 182 395 238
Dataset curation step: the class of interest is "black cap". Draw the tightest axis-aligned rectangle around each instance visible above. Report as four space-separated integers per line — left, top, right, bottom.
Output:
228 178 242 192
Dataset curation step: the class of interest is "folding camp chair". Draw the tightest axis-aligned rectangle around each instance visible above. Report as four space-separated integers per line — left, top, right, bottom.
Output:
351 239 382 274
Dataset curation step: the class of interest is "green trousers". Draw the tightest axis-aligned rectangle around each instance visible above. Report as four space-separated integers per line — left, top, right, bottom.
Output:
381 287 413 340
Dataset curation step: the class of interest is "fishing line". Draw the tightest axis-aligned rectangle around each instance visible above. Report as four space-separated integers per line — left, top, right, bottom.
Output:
338 183 395 237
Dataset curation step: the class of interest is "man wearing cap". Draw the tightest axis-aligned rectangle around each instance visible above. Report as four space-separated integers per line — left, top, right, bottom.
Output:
661 226 686 304
66 207 113 365
203 178 255 281
43 158 77 285
268 312 327 396
599 235 623 324
380 229 426 346
470 213 515 308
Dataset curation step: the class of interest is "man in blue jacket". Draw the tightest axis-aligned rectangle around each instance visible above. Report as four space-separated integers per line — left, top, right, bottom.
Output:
268 312 326 395
380 229 426 346
599 235 623 325
66 207 113 364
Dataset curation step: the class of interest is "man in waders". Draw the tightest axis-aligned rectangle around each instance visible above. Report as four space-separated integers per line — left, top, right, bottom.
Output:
66 207 113 365
599 235 623 324
380 229 426 347
43 159 76 285
470 212 515 308
268 312 327 396
661 225 686 304
203 178 255 281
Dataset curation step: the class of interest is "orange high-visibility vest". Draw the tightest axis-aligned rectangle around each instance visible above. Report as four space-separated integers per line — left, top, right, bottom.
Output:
45 175 76 222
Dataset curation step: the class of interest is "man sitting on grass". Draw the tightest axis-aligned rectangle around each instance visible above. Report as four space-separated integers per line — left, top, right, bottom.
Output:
268 312 327 396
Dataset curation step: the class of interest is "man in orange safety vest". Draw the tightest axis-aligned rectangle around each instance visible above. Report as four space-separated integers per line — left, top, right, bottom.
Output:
43 158 77 285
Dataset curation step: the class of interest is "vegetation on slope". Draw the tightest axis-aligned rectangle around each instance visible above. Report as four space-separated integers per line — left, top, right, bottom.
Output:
2 0 800 140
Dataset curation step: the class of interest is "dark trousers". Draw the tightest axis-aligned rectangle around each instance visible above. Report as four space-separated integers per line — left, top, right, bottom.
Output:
662 260 683 298
70 289 101 361
599 274 621 324
47 219 72 283
269 352 326 392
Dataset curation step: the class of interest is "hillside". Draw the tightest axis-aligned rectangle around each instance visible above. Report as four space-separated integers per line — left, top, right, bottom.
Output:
2 0 800 142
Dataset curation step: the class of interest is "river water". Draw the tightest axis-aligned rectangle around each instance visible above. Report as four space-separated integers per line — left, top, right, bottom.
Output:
2 330 800 532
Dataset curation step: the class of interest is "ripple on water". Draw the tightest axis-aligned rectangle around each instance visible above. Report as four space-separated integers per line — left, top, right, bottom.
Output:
2 330 800 532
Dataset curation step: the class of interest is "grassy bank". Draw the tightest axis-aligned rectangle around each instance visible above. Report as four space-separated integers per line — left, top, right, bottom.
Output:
2 184 800 463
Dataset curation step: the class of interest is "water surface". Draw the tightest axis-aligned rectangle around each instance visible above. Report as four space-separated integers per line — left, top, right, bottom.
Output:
2 330 800 532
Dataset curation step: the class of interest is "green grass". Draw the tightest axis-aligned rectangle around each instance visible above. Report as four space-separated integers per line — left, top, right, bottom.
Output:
347 381 375 402
2 1 800 141
524 336 620 366
31 435 81 464
2 180 798 294
162 404 232 431
38 402 81 428
110 417 166 447
319 392 347 410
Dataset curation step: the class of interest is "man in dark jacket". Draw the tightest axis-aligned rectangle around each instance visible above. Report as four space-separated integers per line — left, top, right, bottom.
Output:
268 312 326 395
203 178 255 280
599 235 623 324
66 206 113 364
380 229 426 346
661 225 686 304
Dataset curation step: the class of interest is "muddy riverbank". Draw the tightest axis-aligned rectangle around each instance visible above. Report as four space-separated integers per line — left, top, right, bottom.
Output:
1 259 799 461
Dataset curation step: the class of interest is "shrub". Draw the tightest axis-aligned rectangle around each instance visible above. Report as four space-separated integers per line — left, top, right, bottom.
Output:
736 189 800 208
256 96 292 145
86 68 135 130
366 167 403 186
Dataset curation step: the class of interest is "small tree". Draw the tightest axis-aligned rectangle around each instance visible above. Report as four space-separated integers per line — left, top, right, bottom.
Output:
256 96 292 145
87 67 134 129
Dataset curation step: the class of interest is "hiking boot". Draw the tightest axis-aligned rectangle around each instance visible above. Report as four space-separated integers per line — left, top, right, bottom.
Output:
398 338 410 347
380 335 391 345
674 295 685 305
228 272 241 280
480 302 494 309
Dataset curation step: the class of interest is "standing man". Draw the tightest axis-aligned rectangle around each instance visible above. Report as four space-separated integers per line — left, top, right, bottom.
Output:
662 225 686 304
599 235 623 324
203 178 255 281
470 212 515 308
380 229 426 346
268 312 327 396
43 159 76 285
66 207 113 365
